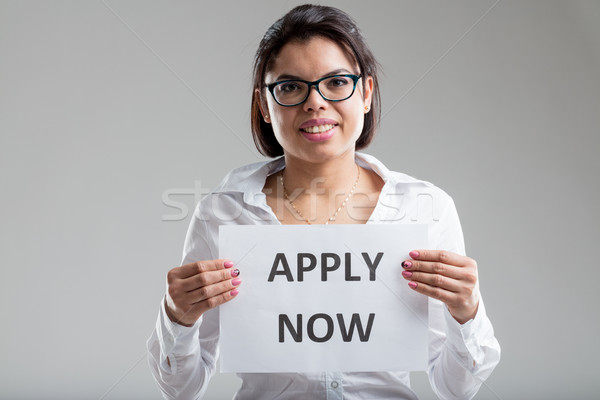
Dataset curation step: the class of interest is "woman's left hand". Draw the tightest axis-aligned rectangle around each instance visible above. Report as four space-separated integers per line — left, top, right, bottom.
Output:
402 249 480 324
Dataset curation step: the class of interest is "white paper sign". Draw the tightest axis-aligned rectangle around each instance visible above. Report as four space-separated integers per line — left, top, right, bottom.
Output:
219 224 429 373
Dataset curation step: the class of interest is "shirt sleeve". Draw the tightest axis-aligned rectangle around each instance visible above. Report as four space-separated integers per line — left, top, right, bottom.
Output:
146 205 221 400
426 194 501 400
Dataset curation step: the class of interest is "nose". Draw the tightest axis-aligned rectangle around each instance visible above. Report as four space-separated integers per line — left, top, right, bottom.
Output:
303 85 328 112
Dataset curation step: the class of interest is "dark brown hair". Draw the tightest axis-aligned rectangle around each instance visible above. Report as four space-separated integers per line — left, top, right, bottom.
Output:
251 4 381 157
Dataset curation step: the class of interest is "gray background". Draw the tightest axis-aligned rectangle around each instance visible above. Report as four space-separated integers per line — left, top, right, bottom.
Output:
1 1 599 399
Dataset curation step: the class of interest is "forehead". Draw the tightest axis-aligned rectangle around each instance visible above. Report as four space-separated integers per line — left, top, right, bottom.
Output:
266 36 358 81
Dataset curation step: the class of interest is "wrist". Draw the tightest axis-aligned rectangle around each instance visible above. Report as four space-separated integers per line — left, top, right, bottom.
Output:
163 297 195 327
449 302 479 325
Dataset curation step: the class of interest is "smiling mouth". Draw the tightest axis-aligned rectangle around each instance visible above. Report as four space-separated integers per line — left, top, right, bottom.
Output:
299 124 337 133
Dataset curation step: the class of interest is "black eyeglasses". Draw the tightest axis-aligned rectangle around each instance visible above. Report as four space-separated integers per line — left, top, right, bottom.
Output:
266 74 362 107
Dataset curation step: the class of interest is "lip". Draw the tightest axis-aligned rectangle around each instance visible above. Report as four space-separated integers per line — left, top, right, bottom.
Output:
299 125 336 142
299 118 338 129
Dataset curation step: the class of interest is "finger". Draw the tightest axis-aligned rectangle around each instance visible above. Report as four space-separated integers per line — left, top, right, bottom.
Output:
180 267 240 292
402 259 464 280
407 280 457 304
186 277 242 305
176 259 233 279
194 286 241 314
402 270 462 292
409 250 473 268
185 278 242 304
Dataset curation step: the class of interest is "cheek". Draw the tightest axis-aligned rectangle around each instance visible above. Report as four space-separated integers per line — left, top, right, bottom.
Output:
269 108 296 141
342 103 365 137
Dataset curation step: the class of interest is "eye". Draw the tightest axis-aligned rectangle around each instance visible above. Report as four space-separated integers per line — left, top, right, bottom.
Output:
278 81 302 93
326 76 351 87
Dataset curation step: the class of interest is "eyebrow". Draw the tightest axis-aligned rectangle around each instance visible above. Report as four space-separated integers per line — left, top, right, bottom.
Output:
273 68 356 82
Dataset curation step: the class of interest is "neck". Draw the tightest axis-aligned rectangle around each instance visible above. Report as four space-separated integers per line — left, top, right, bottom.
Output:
281 150 359 195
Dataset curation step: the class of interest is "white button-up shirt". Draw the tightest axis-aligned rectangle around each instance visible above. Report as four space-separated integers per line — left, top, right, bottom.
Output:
147 153 501 399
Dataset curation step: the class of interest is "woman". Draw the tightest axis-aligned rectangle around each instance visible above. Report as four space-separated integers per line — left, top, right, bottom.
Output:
147 4 500 399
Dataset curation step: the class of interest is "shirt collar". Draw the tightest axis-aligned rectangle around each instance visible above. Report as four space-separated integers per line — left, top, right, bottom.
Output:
211 152 433 208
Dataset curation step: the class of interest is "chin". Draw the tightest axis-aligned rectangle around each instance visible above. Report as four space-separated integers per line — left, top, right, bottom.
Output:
288 144 356 164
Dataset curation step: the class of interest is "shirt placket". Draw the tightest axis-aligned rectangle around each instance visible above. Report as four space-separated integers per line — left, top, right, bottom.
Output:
325 372 343 400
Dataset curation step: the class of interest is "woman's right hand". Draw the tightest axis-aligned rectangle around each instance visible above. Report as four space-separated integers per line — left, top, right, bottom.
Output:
164 259 241 327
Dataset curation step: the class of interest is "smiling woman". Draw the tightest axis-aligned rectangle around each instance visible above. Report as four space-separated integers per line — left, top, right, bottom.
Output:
146 4 500 399
257 35 383 226
259 37 372 167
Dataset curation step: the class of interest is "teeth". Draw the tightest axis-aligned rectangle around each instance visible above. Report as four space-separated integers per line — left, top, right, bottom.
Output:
302 124 335 133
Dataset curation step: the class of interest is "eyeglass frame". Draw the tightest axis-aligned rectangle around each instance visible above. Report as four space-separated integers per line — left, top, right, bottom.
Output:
265 74 362 107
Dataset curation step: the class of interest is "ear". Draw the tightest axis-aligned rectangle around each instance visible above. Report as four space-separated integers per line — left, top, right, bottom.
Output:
362 75 374 113
255 88 271 124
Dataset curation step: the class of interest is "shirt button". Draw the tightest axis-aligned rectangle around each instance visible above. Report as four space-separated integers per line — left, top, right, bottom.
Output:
331 381 339 389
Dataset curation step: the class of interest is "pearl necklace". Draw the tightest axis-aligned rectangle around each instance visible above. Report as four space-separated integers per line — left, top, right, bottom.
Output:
279 165 360 225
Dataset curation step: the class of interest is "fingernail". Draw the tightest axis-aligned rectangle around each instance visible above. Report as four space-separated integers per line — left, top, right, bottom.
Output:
408 281 417 289
402 270 412 278
231 269 240 277
402 261 412 269
230 289 239 296
232 278 242 286
409 251 420 258
224 261 234 268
